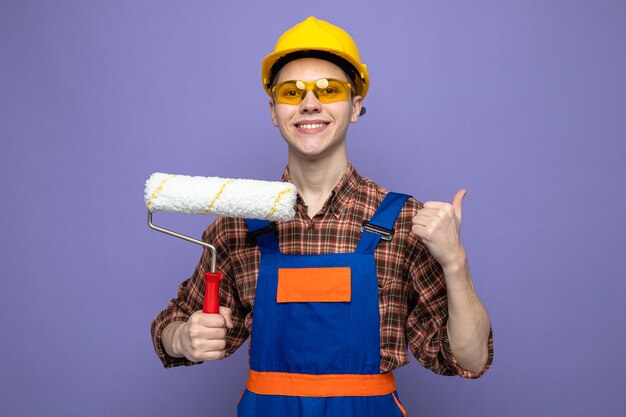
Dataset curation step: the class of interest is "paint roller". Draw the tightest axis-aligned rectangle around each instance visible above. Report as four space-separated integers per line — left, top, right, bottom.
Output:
145 172 297 313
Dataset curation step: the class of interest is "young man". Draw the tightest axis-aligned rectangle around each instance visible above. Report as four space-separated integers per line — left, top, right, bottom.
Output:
151 16 492 416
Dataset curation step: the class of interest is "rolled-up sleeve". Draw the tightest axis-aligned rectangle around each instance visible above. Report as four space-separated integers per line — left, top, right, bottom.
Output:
405 245 493 379
150 218 249 368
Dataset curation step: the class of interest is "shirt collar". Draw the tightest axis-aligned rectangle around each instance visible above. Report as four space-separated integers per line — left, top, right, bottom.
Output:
281 162 361 219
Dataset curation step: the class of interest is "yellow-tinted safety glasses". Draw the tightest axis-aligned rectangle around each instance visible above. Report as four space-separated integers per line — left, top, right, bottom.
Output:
272 78 353 105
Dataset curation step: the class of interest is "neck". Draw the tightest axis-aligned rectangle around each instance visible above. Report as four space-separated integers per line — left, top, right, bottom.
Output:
287 151 348 217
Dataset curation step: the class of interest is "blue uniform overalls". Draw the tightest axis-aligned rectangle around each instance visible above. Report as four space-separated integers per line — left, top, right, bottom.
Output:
239 192 410 417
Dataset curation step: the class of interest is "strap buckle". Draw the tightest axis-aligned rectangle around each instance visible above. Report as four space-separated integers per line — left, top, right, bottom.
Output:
246 222 277 244
360 220 394 242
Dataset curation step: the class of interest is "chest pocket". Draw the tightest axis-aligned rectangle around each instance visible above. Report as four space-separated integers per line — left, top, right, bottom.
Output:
275 266 352 373
277 267 351 303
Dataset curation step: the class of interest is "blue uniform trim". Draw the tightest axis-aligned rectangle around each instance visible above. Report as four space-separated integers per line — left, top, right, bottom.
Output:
355 192 410 254
246 219 279 253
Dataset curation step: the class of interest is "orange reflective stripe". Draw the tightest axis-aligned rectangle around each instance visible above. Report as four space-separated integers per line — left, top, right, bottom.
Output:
277 267 351 302
246 370 396 397
392 392 407 416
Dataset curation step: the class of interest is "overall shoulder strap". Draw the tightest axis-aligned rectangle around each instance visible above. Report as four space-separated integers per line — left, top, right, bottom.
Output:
355 192 410 254
245 219 280 254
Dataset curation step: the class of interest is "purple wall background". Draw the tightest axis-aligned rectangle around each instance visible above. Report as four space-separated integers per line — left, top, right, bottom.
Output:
1 1 625 416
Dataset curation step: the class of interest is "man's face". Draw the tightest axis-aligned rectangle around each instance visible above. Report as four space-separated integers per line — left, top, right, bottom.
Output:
269 58 363 161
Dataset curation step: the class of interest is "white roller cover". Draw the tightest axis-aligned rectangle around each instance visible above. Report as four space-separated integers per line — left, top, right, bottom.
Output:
145 173 297 221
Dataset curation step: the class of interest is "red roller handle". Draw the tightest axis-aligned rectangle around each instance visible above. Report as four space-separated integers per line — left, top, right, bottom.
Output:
203 272 223 314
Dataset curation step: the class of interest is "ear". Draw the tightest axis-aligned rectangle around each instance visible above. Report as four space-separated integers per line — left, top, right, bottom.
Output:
269 99 278 127
350 95 363 123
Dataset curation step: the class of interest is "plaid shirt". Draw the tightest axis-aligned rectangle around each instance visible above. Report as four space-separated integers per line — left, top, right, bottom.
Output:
151 163 493 378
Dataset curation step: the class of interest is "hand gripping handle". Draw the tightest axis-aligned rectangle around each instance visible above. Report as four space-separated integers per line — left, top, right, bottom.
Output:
203 272 223 314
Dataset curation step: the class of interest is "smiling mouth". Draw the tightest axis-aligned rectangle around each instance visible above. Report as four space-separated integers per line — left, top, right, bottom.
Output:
294 121 330 132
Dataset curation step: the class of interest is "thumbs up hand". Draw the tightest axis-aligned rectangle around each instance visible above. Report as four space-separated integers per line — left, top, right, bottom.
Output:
411 189 468 271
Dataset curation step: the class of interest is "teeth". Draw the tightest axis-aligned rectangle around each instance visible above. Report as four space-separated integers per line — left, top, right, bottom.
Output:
299 123 326 129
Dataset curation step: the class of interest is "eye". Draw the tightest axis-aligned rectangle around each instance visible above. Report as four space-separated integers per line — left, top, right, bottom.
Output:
321 80 348 96
281 89 302 98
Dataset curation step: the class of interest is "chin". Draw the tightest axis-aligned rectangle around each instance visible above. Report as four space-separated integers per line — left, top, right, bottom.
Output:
293 147 325 159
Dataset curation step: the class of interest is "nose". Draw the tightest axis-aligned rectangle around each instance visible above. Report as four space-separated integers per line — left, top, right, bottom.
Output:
299 90 322 114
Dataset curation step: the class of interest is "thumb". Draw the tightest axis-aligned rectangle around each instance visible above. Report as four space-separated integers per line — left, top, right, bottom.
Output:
219 306 234 329
451 189 467 223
